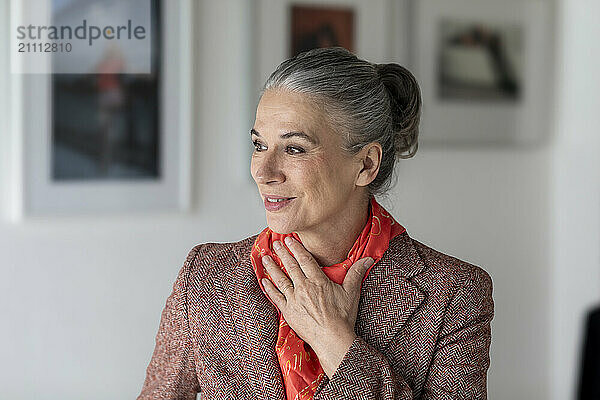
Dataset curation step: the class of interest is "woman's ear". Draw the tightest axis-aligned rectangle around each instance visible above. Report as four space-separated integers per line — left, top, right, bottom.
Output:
355 142 382 187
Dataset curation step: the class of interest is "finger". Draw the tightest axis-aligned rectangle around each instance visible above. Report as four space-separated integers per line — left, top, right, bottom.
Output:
342 257 374 293
261 278 286 310
283 236 324 280
262 255 295 297
273 240 307 284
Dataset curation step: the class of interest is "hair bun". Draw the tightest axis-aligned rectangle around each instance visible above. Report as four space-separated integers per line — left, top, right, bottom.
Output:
376 63 421 159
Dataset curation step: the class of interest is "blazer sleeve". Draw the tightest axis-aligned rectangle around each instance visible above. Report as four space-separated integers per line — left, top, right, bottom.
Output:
314 268 494 400
137 246 203 400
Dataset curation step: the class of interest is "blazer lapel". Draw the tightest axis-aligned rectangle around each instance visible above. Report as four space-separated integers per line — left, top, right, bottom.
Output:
355 232 427 354
233 243 286 400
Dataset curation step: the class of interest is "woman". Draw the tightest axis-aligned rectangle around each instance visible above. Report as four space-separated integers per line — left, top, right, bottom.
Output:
138 47 494 400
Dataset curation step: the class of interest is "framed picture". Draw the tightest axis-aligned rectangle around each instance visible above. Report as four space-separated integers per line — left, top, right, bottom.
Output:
8 0 192 218
254 0 392 100
410 0 553 146
290 4 355 57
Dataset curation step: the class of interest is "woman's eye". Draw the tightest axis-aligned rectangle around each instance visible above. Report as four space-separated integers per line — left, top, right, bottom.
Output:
286 146 305 155
253 140 266 151
252 140 304 154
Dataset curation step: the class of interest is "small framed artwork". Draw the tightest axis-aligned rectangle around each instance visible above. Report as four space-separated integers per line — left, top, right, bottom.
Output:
254 0 392 100
9 0 192 217
411 0 553 146
290 4 355 57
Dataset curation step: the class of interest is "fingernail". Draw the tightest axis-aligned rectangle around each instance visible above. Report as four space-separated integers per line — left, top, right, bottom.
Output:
284 236 293 246
273 241 282 250
364 257 374 267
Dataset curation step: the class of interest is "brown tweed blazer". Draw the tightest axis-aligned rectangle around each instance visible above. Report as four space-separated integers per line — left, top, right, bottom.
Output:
138 230 494 399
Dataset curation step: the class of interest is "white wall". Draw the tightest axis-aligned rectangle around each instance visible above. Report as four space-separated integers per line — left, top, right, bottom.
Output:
551 0 600 399
1 0 597 399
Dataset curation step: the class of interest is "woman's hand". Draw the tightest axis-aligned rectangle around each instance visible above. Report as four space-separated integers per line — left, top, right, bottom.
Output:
261 236 374 377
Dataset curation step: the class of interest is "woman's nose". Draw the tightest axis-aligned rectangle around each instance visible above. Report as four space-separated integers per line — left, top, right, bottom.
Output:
253 152 285 185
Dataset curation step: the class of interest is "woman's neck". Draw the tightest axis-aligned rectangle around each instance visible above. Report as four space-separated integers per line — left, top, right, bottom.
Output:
295 196 370 267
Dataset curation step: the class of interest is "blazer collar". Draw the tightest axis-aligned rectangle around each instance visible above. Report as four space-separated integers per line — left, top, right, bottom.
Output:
231 231 426 400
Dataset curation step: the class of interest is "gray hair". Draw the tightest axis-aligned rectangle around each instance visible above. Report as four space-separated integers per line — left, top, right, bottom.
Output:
261 47 421 197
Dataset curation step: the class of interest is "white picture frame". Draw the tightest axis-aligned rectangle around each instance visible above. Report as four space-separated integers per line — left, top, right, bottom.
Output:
254 0 393 100
411 0 553 146
8 0 192 219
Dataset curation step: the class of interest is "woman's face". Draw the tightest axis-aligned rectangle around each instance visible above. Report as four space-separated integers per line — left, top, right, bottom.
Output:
251 89 363 235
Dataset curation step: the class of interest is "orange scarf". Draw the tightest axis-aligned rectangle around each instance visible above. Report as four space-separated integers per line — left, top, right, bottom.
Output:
250 197 406 399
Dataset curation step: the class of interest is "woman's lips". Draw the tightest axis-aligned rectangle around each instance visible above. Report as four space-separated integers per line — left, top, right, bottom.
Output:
263 196 295 212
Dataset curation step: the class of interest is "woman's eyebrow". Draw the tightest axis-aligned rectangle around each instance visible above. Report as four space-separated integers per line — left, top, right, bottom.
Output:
250 129 318 144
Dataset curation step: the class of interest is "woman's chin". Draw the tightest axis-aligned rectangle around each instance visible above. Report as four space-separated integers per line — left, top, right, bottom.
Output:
266 218 296 235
